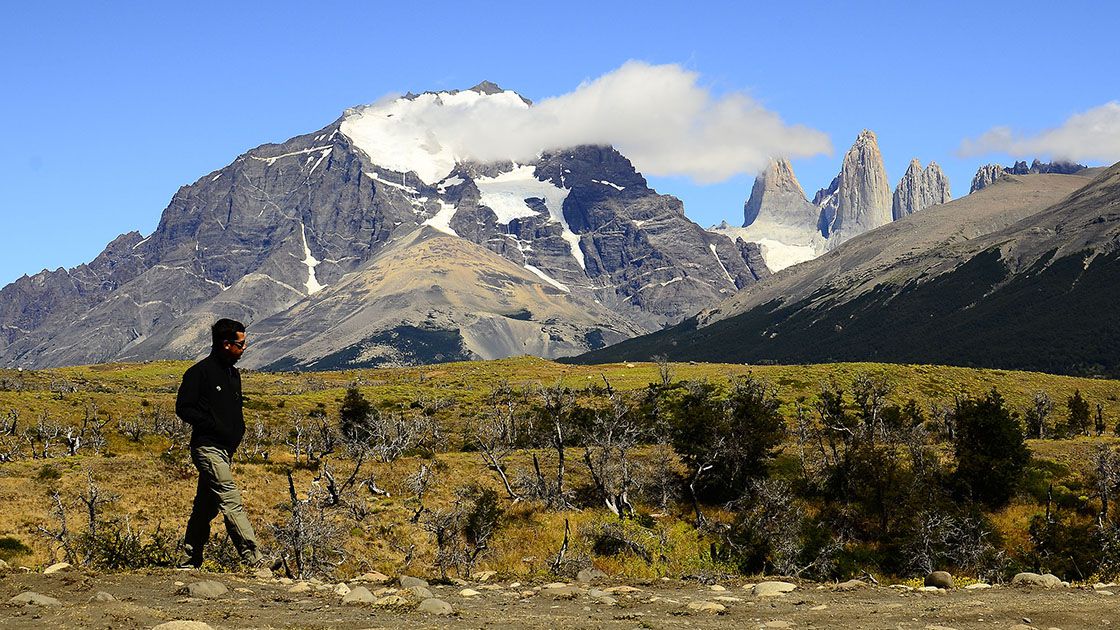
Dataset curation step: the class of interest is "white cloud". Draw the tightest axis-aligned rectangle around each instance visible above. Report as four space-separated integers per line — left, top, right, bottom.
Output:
959 102 1120 163
342 61 832 185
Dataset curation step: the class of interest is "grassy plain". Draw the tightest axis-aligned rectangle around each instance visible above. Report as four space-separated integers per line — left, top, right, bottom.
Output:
1 357 1118 581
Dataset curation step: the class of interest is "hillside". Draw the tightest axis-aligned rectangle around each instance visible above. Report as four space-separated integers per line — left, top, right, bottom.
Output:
573 165 1120 376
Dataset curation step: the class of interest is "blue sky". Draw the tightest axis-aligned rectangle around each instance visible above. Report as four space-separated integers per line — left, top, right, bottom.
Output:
2 1 1118 286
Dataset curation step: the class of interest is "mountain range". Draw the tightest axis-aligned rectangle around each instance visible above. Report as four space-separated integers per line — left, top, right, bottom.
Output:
0 83 768 370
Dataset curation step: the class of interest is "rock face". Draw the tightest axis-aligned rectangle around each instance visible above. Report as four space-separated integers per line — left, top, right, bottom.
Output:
971 159 1086 193
970 164 1006 193
742 158 820 232
816 130 893 246
0 84 767 370
892 159 952 219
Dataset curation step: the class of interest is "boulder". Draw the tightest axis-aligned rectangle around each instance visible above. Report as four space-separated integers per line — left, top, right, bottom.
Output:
753 581 797 597
418 597 454 615
93 591 116 602
542 585 583 599
834 579 868 591
1011 572 1064 588
459 588 482 597
43 562 72 574
342 586 376 604
408 585 434 599
576 567 607 583
179 581 227 599
8 591 62 606
924 571 954 589
399 575 429 589
333 583 351 596
474 570 497 582
964 583 992 590
374 595 410 608
288 582 312 594
355 571 391 584
685 600 726 614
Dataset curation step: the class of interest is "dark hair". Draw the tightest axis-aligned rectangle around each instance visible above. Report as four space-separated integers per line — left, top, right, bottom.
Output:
211 318 246 349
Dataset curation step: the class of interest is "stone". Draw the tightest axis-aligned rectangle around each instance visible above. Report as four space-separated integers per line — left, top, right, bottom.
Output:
542 585 583 599
924 571 955 589
965 583 992 590
43 562 72 574
342 586 376 604
753 581 797 597
8 591 62 606
179 581 227 599
408 585 434 599
375 595 410 608
399 575 429 589
474 570 497 581
253 567 273 580
152 623 215 630
764 622 793 629
93 591 115 602
288 582 312 594
834 579 868 591
576 567 607 583
604 585 642 594
333 583 351 596
0 559 8 570
1012 572 1064 588
459 588 482 597
418 597 454 615
918 586 943 593
685 601 726 614
542 582 569 589
708 584 727 592
355 571 391 584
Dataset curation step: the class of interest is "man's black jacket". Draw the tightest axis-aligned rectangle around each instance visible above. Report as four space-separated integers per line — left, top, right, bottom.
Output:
176 352 245 453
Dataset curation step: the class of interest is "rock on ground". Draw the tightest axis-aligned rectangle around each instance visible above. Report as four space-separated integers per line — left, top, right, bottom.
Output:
1011 572 1064 588
925 571 954 589
408 585 434 599
151 623 214 630
835 579 868 591
342 586 375 604
576 568 607 583
179 580 227 599
92 591 115 602
753 581 797 597
9 591 62 606
375 595 410 608
43 562 72 574
418 597 454 615
400 575 429 589
685 601 726 614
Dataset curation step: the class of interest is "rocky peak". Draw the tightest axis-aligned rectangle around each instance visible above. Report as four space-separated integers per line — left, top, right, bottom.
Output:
970 159 1087 193
742 157 816 229
892 159 952 219
970 164 1006 193
818 129 892 245
469 80 505 95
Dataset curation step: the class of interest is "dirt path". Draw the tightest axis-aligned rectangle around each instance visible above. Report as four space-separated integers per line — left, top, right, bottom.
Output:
2 568 1117 629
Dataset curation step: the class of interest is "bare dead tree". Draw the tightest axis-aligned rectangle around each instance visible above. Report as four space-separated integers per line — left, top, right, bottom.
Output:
2 409 17 434
852 372 893 441
1092 445 1120 521
77 469 118 540
535 383 576 509
270 471 347 579
407 462 436 523
473 383 525 501
581 382 640 518
25 413 63 458
653 355 674 387
34 490 76 564
550 518 571 575
0 433 23 462
285 412 310 465
118 415 148 443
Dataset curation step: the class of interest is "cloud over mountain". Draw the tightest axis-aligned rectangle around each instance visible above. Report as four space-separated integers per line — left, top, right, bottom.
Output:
959 101 1120 163
370 61 832 184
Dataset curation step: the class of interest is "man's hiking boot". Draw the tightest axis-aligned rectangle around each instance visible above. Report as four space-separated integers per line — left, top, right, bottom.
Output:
175 559 202 571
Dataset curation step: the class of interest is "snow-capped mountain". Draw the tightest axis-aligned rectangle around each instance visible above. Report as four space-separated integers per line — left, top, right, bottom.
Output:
0 83 769 369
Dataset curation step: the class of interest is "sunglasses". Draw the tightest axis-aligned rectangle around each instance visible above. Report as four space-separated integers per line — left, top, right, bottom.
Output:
226 339 247 349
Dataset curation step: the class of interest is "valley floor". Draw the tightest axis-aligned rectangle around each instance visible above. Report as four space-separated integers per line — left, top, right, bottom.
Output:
1 567 1117 629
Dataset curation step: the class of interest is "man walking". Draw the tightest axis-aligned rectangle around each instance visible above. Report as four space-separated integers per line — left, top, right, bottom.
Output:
175 318 264 569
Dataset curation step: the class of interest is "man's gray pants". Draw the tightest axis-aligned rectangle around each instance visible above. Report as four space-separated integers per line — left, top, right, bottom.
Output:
183 445 262 565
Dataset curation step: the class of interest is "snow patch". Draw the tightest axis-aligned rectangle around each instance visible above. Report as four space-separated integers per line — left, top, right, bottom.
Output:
437 176 464 193
340 90 530 185
210 173 222 182
524 264 570 293
299 222 324 295
249 145 334 166
132 235 151 250
476 165 585 269
423 201 459 236
364 171 420 195
308 148 331 174
708 244 735 284
592 179 625 191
